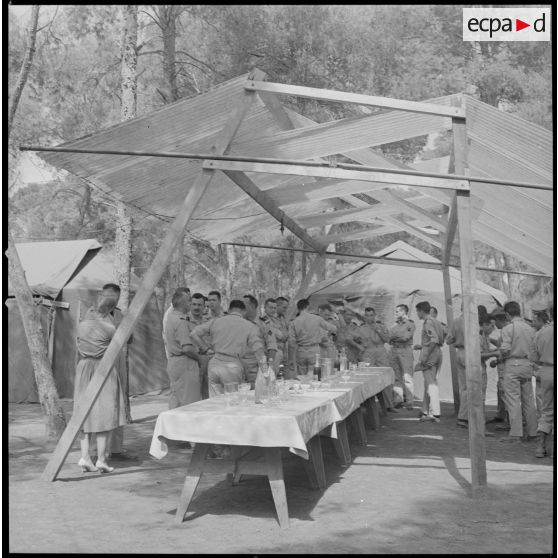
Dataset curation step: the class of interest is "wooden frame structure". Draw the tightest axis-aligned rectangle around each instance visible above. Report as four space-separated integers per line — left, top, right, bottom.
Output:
24 70 553 499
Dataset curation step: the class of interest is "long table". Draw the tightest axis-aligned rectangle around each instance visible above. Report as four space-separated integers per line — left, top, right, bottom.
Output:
150 366 394 528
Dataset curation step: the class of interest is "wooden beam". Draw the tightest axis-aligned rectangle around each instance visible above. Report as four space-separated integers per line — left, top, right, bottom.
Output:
325 251 441 270
313 224 401 244
41 83 258 482
383 216 443 249
221 170 325 253
441 260 460 415
371 189 447 232
297 205 399 228
203 160 470 191
443 195 459 267
456 190 487 496
244 80 466 118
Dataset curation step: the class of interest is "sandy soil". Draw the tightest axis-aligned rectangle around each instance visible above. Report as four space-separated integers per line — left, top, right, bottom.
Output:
8 394 554 554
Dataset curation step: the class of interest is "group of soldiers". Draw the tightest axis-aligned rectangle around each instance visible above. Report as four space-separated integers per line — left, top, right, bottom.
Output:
161 289 448 420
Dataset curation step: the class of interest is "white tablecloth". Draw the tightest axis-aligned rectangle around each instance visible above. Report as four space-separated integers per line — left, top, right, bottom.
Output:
150 367 394 461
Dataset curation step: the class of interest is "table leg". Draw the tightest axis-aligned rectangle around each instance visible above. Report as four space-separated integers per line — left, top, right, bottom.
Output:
264 448 290 529
349 408 367 446
364 397 381 430
332 420 351 465
175 443 209 524
304 435 326 490
377 392 389 416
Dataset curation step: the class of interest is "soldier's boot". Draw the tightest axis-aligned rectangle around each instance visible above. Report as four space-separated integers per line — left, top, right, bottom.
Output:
534 431 547 458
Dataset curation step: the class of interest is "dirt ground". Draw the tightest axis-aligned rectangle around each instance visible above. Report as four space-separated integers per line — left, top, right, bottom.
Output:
8 394 555 554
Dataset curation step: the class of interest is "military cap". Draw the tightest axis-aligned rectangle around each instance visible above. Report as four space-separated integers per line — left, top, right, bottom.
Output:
531 301 549 313
490 307 506 319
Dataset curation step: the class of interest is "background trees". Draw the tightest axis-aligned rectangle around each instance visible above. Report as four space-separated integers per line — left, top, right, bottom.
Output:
9 5 552 312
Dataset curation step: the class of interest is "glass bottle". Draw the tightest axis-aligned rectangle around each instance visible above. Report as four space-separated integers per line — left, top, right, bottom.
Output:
340 348 348 372
277 364 285 381
313 353 322 381
254 356 269 404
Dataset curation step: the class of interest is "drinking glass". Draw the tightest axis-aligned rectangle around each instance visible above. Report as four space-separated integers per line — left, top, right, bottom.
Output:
238 383 251 404
224 382 239 405
341 372 351 384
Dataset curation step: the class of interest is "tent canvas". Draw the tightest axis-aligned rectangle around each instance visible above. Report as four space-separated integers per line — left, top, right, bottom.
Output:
307 240 507 402
8 240 169 403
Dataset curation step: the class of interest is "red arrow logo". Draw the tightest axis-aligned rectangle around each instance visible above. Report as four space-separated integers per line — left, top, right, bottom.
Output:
516 18 530 31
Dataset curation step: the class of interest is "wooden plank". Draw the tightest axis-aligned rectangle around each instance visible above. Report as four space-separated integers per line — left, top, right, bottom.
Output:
325 251 441 271
204 160 470 191
442 194 458 267
244 80 465 118
349 408 367 446
41 85 258 482
313 224 401 244
221 169 325 253
302 435 326 490
297 205 399 228
456 190 487 496
175 443 209 524
264 448 290 529
371 189 447 232
442 261 460 416
40 299 70 309
384 216 443 249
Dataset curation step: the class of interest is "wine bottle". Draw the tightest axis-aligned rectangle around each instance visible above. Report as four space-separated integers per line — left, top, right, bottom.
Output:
313 353 322 381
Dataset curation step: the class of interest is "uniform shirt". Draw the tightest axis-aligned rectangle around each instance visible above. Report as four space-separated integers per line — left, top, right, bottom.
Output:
388 317 416 346
244 317 276 361
479 331 493 362
188 312 206 326
319 315 339 349
357 321 390 349
262 314 287 345
164 309 196 358
191 313 264 358
532 322 554 365
288 311 336 348
500 317 535 360
269 314 289 345
420 316 445 348
445 315 464 348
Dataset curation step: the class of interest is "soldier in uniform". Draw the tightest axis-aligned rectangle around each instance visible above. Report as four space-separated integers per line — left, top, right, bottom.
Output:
445 308 469 428
100 283 137 462
498 300 538 443
242 294 277 385
487 307 510 429
207 290 225 318
288 298 337 376
162 287 190 359
190 292 209 399
414 301 445 422
269 297 290 367
531 302 554 457
163 290 202 409
317 303 342 363
389 304 416 410
190 299 265 396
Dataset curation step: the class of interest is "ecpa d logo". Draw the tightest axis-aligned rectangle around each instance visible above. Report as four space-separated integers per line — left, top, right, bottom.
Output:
463 7 550 42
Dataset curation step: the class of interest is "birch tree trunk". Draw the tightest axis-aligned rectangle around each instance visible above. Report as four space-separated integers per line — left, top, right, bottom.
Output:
7 5 67 439
116 4 138 422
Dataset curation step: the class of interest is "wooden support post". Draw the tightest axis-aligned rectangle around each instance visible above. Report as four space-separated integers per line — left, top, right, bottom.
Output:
349 408 367 446
41 84 258 482
456 190 487 496
264 448 290 529
442 263 460 416
175 443 209 524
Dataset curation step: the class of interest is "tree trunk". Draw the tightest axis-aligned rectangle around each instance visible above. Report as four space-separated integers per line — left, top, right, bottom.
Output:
7 5 67 440
116 4 138 423
8 5 40 135
7 231 67 439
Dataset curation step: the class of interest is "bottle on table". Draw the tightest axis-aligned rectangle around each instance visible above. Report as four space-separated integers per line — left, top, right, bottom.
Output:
277 364 285 381
340 348 348 372
313 353 322 381
267 359 277 399
255 356 270 404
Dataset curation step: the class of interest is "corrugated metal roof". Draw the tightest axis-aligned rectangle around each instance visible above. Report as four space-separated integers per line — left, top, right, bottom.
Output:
35 73 553 275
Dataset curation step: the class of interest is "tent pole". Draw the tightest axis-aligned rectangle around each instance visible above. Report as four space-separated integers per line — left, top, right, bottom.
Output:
456 189 487 496
442 264 459 415
41 82 258 482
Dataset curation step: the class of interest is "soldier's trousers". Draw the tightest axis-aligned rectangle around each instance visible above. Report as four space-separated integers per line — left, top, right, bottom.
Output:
420 347 442 417
503 359 537 438
295 345 320 376
208 356 244 396
362 346 393 407
390 346 414 406
536 365 554 434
